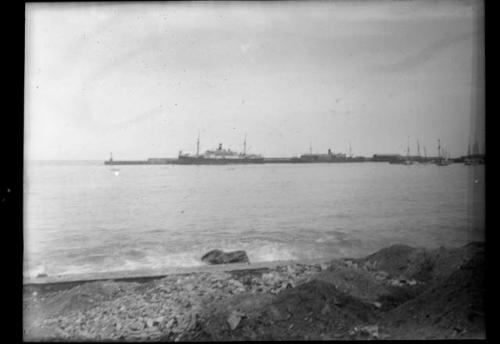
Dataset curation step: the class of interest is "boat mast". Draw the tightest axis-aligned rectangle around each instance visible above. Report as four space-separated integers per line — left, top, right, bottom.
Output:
349 141 352 158
417 139 420 157
438 139 441 159
473 140 479 155
243 133 247 156
406 136 410 158
424 146 427 158
196 133 200 156
309 142 312 155
110 152 113 161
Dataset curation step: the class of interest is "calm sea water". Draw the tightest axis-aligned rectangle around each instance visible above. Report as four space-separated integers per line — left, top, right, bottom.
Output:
23 161 484 278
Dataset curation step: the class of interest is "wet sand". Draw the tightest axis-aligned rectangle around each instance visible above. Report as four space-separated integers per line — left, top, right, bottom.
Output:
23 241 485 341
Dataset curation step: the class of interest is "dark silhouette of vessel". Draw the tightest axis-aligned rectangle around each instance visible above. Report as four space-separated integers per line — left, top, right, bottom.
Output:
177 135 264 164
104 136 365 165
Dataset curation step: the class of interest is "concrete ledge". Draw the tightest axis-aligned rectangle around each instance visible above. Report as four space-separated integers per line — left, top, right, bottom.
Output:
23 258 332 287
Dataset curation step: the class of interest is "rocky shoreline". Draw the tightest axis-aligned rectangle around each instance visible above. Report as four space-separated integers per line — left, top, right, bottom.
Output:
23 242 485 341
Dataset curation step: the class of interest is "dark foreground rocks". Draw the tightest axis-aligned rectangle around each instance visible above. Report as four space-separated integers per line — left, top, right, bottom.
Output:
23 242 485 341
201 249 250 265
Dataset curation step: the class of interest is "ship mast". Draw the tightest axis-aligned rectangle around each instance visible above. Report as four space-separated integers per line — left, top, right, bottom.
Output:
417 139 420 157
349 141 352 158
309 142 312 155
110 152 113 161
438 139 441 159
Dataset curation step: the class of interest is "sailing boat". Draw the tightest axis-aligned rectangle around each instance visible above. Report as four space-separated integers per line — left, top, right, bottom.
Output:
423 145 432 164
435 139 452 166
390 136 413 165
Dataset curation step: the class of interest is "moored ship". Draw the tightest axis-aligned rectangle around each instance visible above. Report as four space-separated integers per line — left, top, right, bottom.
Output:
177 135 264 164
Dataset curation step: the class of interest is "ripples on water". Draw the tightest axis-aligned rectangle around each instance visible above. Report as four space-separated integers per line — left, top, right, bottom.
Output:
23 161 484 277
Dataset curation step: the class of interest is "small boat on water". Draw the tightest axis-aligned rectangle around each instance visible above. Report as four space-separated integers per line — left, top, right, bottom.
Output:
465 159 478 165
390 136 413 165
434 139 452 166
435 159 452 166
463 141 485 165
389 159 413 165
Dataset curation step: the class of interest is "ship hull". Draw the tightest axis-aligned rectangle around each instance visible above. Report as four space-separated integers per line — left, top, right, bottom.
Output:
177 157 265 164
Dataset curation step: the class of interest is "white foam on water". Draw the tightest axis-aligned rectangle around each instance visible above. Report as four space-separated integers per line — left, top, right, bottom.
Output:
141 254 204 270
247 242 300 262
26 265 47 278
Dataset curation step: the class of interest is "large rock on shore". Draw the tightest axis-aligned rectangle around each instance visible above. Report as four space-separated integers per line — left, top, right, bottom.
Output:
382 248 485 339
314 262 391 303
201 250 250 265
356 242 484 284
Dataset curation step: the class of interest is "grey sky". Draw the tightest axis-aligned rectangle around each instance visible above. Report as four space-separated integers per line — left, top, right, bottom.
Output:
25 1 484 160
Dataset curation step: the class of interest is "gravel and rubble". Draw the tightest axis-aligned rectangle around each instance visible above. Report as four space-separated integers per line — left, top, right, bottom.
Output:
23 241 485 341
